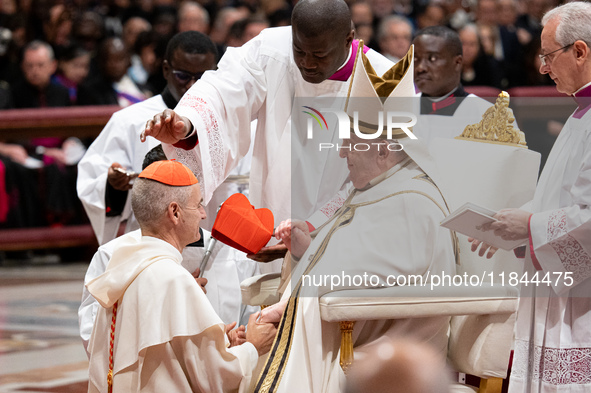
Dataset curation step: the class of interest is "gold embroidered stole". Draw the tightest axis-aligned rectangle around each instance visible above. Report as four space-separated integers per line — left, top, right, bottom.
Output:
254 165 454 392
254 196 357 393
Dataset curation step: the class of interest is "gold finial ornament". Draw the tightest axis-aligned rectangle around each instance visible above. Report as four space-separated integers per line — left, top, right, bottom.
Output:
458 91 527 148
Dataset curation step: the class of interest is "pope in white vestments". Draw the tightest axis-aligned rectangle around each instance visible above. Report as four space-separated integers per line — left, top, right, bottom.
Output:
254 156 456 393
252 45 456 393
305 26 495 229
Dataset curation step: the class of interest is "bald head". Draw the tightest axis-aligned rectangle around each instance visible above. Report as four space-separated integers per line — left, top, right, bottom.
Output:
346 338 450 393
292 0 351 39
178 1 210 34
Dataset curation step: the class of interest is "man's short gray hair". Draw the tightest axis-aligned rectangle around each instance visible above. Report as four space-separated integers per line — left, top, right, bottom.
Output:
131 178 193 230
377 15 413 41
542 2 591 48
24 40 55 60
179 1 210 25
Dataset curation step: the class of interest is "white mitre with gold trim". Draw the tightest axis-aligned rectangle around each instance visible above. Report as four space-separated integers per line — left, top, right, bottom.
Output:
343 44 449 195
345 43 417 139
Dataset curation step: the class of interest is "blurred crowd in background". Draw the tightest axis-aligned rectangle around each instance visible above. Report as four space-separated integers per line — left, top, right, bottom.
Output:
0 0 559 110
0 0 561 231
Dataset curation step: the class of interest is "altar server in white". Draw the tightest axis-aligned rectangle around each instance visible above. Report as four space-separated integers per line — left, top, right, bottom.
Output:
77 31 217 245
412 26 493 142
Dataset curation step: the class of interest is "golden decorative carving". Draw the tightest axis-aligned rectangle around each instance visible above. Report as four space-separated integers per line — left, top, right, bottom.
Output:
339 321 356 374
458 91 527 147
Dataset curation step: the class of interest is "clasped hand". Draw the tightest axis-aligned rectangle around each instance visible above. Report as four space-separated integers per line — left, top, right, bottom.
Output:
469 208 531 258
273 219 311 259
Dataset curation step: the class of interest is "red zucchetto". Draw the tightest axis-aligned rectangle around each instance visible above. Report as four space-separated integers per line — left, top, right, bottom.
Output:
138 160 198 186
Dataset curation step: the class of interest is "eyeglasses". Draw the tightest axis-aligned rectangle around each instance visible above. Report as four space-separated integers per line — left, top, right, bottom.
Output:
171 69 205 84
539 43 574 66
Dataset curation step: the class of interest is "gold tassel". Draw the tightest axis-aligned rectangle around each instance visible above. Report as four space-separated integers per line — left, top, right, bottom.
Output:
107 370 113 393
339 321 355 374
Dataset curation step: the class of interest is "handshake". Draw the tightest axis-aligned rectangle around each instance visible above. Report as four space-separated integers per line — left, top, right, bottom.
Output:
226 311 277 356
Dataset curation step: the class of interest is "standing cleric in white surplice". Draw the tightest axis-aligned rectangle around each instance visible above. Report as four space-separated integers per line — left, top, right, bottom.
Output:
145 16 393 226
468 3 591 392
510 85 591 393
77 31 255 240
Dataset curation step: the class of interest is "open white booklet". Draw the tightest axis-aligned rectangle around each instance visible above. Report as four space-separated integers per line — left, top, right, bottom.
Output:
440 202 526 251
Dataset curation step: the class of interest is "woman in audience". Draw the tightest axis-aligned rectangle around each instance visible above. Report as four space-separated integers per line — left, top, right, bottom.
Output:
460 24 503 88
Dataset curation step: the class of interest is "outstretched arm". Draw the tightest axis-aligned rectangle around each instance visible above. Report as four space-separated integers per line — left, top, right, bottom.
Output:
141 109 193 145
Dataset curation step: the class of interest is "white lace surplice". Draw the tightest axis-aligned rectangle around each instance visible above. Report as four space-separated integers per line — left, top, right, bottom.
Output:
509 102 591 393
